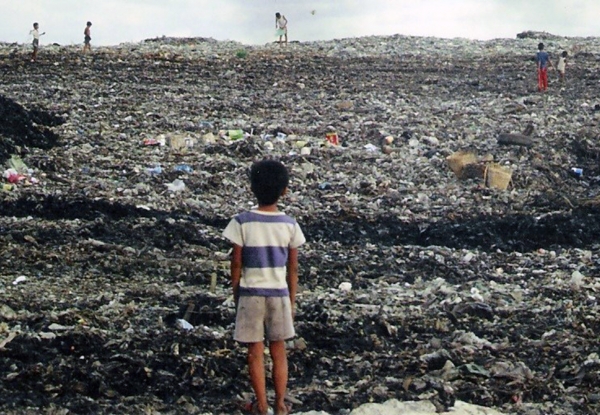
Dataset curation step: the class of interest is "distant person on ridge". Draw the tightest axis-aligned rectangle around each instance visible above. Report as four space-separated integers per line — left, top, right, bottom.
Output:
83 21 92 53
29 22 45 62
557 50 568 83
536 42 554 92
275 12 288 46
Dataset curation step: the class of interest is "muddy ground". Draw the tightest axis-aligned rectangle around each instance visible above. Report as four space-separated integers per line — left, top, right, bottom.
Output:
1 37 599 414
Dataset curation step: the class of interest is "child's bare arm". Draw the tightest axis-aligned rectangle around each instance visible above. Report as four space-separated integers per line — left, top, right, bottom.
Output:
230 244 243 306
287 248 299 314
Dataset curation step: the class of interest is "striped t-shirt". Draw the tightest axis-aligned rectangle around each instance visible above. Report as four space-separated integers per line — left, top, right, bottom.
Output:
223 210 305 297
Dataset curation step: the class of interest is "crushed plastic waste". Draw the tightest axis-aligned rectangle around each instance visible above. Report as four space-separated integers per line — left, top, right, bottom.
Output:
325 132 339 145
198 120 214 129
12 276 27 285
228 129 245 140
338 282 352 292
145 165 162 175
173 164 194 173
143 138 162 146
165 179 186 192
0 33 599 415
175 319 194 331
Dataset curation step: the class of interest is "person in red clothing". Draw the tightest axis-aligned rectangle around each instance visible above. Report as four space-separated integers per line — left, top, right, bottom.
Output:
536 43 554 92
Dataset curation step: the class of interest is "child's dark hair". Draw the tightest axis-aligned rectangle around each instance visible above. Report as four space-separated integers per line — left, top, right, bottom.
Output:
87 21 92 26
33 22 38 27
538 42 544 51
250 160 289 206
276 12 281 19
562 50 568 57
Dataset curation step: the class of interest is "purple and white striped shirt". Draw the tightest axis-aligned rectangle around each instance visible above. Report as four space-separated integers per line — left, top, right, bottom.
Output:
223 210 305 297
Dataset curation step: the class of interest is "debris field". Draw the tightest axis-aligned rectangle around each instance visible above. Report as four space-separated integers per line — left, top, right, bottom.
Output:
1 34 599 414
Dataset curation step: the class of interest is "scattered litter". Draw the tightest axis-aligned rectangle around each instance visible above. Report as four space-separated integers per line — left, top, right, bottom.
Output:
228 129 245 140
173 164 194 173
325 132 339 145
338 282 352 291
484 164 512 190
175 319 194 331
145 165 162 175
12 276 27 285
0 33 599 415
166 179 186 192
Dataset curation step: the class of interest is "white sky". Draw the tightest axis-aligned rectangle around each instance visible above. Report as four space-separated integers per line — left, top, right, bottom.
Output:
0 0 597 46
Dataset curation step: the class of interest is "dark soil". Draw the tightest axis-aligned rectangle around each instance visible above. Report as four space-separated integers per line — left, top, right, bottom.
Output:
1 41 599 415
0 95 64 162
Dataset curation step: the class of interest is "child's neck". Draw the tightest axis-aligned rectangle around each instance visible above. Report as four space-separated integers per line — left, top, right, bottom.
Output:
257 203 278 212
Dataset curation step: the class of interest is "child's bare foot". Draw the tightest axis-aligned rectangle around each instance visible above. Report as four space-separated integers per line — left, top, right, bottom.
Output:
244 399 273 415
275 403 291 415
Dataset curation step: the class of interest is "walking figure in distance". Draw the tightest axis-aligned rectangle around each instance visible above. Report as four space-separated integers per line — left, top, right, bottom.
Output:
275 12 288 46
30 22 45 62
536 42 554 92
223 160 305 415
83 21 92 53
557 50 568 83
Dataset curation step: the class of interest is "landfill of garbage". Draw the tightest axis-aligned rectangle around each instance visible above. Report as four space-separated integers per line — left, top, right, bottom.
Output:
1 32 599 415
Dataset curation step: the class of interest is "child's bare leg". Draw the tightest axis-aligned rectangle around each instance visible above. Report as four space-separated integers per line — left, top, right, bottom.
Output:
248 342 269 414
269 340 288 414
284 34 288 45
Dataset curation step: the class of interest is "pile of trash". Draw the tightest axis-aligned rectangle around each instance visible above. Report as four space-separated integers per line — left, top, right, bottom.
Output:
0 32 599 415
0 95 63 163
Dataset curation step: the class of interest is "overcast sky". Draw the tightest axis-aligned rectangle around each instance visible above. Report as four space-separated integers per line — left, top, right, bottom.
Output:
0 0 597 46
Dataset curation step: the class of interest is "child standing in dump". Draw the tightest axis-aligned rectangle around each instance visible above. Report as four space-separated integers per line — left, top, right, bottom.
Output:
83 21 92 53
557 51 568 82
223 159 305 415
275 12 288 46
29 22 45 62
536 42 554 92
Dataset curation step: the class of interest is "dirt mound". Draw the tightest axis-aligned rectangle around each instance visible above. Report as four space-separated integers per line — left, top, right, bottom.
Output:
0 95 64 162
516 31 563 40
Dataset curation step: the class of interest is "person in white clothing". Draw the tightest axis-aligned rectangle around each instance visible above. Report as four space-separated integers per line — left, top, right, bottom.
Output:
275 12 288 46
29 22 45 62
557 51 568 82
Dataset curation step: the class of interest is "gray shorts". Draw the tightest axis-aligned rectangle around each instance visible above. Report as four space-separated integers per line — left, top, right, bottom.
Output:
234 296 295 343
